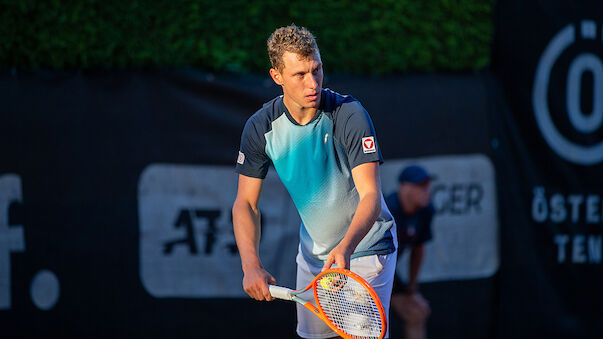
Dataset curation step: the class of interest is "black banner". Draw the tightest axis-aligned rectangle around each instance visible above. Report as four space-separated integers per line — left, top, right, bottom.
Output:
492 0 603 338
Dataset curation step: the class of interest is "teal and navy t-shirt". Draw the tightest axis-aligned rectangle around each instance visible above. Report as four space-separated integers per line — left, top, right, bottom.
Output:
235 88 395 267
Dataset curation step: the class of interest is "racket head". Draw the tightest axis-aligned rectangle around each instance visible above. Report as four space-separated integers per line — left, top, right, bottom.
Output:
311 268 387 339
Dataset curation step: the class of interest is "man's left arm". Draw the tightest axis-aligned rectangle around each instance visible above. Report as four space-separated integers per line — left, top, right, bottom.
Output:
322 161 382 271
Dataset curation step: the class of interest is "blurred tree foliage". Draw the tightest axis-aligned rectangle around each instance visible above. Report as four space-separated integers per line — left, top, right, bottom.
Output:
0 0 492 73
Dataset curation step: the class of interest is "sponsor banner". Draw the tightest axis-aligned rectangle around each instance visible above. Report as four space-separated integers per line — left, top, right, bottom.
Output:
493 0 603 336
138 164 300 298
381 154 499 282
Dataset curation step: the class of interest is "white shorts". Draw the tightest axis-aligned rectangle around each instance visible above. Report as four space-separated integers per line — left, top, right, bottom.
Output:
295 249 397 339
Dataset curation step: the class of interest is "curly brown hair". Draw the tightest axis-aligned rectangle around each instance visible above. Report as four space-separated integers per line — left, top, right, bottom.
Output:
267 25 319 72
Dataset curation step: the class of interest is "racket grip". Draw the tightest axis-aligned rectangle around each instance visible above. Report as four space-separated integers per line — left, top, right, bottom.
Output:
269 285 292 300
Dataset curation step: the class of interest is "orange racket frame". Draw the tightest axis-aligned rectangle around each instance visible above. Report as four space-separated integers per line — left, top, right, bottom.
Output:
269 268 387 339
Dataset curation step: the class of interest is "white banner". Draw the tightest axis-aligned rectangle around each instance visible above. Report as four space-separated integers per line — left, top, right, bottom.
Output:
381 154 499 282
138 164 300 298
139 154 498 298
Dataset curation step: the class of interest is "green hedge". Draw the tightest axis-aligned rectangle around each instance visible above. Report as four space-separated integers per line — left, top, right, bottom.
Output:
0 0 492 73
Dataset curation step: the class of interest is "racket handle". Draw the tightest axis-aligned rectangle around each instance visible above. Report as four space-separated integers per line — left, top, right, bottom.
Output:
269 285 293 300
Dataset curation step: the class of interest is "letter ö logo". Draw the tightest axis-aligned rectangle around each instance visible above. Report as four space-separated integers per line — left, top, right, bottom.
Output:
532 20 603 165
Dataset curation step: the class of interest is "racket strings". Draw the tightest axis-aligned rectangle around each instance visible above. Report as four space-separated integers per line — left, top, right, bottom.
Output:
315 273 382 339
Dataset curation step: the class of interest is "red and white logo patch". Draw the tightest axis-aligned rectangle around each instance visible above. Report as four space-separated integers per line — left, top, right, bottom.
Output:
362 136 376 154
237 151 245 165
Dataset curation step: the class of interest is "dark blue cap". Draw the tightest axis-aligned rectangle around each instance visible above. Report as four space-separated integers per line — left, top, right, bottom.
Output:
398 165 433 184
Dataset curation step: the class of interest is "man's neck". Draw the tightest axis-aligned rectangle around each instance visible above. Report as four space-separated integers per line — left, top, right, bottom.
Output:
283 95 320 125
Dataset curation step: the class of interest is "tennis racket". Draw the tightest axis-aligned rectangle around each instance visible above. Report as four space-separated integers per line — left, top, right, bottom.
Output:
269 268 386 339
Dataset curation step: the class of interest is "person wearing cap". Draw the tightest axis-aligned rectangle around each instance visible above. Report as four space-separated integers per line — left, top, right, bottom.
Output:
385 165 434 339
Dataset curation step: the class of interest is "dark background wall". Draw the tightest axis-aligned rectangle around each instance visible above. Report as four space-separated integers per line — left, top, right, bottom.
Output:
1 1 602 338
0 70 499 339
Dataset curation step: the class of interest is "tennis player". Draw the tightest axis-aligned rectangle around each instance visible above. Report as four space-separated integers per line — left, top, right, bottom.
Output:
232 25 397 339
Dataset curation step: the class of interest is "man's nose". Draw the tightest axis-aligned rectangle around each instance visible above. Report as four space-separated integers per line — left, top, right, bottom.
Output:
307 74 318 89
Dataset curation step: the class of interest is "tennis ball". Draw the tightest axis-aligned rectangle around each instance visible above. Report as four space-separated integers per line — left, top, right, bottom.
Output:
319 275 335 290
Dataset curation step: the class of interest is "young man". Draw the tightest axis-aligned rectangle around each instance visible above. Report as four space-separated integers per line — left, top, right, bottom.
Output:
232 25 397 339
385 165 434 339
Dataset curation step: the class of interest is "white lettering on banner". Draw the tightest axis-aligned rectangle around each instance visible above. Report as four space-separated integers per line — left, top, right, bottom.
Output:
554 234 602 264
138 164 300 298
566 53 603 134
531 187 603 225
568 195 584 223
586 195 601 223
533 187 602 265
554 235 570 262
0 175 60 310
30 270 60 310
380 154 499 282
431 182 484 215
0 174 25 310
532 20 603 165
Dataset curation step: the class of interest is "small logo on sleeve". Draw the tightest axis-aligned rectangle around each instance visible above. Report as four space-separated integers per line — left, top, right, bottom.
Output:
237 151 245 165
362 137 376 154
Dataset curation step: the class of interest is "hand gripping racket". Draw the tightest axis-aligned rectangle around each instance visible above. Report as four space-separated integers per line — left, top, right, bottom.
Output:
269 268 387 339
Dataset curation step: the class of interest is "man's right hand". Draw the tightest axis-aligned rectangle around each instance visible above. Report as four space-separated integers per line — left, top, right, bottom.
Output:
242 266 277 301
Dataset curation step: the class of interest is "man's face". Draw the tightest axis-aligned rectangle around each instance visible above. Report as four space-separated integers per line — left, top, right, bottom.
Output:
401 180 431 210
271 50 323 111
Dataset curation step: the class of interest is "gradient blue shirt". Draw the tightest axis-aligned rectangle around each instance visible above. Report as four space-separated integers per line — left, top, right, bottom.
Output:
236 88 395 267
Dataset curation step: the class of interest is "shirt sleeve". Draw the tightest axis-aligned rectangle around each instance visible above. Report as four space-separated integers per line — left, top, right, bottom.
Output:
340 101 384 169
235 116 270 179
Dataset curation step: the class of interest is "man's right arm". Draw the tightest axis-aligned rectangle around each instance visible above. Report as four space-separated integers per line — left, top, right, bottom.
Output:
232 174 276 301
407 244 425 294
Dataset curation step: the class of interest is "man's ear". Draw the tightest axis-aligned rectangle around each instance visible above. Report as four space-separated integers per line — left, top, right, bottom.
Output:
269 68 283 86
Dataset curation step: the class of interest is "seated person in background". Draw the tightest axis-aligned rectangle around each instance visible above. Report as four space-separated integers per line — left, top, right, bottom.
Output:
385 165 434 339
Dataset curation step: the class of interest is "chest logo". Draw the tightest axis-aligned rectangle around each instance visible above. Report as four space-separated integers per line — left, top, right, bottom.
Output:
362 136 376 153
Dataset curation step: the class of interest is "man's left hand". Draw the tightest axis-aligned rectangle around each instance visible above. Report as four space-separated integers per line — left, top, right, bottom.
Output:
321 243 353 271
